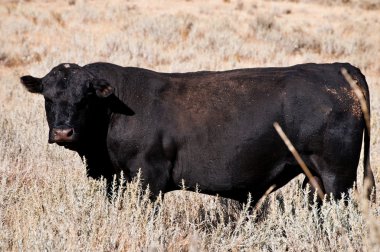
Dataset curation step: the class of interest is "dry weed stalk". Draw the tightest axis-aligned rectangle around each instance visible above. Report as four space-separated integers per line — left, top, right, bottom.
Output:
254 184 276 213
273 122 325 200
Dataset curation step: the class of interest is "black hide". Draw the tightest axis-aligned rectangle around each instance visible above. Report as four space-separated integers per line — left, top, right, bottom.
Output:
20 62 376 204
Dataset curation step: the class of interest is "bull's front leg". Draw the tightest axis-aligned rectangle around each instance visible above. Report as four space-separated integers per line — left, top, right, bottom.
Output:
80 147 120 196
125 151 174 199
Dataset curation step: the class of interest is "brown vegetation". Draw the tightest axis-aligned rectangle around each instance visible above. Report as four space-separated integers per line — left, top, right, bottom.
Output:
0 0 379 250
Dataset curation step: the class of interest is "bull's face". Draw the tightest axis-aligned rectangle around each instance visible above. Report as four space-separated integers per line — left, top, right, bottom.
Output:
20 63 114 148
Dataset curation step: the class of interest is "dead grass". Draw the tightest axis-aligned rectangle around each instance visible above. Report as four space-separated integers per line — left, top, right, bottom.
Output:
1 0 380 251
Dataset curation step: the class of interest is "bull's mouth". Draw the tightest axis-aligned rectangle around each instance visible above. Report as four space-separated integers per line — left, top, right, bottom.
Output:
48 138 78 144
49 137 79 150
55 141 79 150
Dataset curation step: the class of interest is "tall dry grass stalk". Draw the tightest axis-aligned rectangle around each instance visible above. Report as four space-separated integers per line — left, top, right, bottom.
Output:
273 122 325 200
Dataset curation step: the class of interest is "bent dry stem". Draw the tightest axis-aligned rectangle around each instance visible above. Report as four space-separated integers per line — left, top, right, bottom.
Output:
273 122 325 201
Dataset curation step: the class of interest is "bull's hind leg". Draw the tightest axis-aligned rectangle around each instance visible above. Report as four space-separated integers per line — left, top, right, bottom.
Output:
320 169 357 200
307 114 363 201
309 154 358 201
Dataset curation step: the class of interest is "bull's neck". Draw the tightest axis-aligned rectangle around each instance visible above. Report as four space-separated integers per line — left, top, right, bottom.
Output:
77 100 113 180
83 64 157 114
78 100 110 156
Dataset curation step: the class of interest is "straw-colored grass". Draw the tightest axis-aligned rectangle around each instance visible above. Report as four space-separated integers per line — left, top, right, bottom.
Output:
1 0 379 251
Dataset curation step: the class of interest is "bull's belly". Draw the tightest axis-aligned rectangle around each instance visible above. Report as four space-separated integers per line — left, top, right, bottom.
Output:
172 140 289 197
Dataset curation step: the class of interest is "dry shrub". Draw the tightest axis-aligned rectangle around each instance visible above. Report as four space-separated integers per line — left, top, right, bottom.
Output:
0 162 379 251
272 0 380 9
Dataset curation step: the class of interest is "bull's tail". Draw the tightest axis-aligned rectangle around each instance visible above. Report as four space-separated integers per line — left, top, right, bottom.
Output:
363 99 376 201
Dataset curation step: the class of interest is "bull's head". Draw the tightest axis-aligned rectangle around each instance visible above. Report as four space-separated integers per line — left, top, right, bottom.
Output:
20 63 120 149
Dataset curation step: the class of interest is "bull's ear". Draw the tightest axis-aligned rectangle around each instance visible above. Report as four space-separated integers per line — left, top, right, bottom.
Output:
90 79 114 98
20 75 42 93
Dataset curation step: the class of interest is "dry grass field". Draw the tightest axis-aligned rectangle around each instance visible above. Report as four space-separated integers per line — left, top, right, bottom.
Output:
1 0 380 251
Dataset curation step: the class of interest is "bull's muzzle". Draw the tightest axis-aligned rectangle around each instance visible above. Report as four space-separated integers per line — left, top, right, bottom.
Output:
50 128 75 143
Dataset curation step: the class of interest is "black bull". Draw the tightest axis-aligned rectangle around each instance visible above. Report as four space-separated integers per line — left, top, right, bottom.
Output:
21 62 375 204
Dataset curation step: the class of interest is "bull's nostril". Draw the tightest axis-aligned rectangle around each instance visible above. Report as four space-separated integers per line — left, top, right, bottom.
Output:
67 128 74 137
